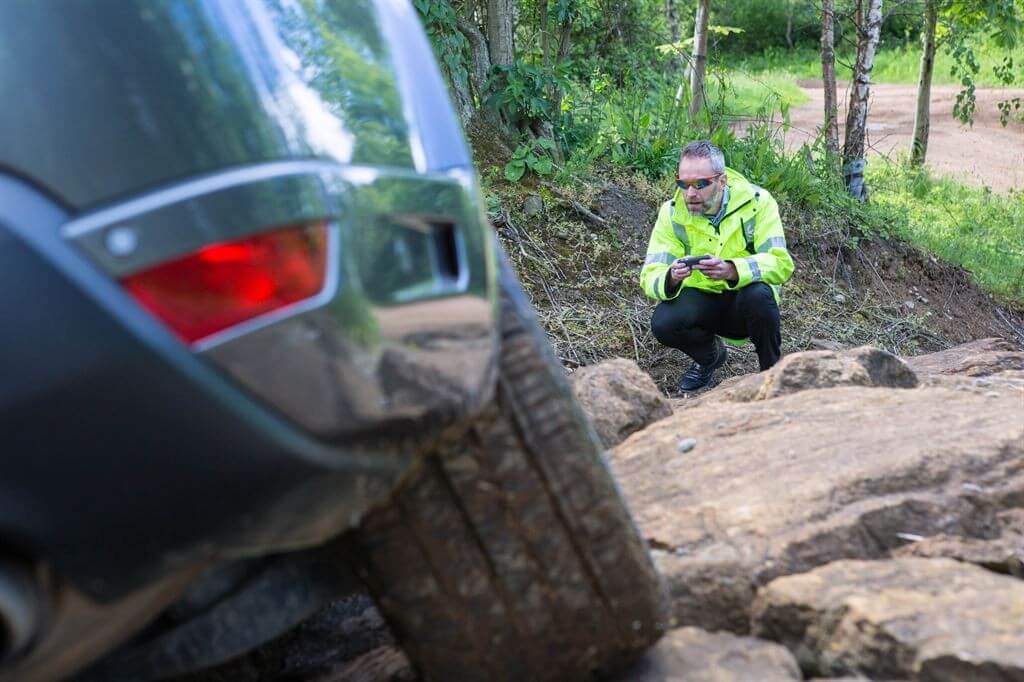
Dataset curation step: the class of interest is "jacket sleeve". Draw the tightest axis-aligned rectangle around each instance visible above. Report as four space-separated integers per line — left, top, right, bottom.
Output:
726 191 794 289
640 201 685 301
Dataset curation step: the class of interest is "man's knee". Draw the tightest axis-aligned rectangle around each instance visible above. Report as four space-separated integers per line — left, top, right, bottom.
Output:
651 299 701 346
650 304 678 345
737 283 779 322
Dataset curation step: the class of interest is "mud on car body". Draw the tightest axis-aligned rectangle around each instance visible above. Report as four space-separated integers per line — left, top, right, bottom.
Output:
0 1 666 679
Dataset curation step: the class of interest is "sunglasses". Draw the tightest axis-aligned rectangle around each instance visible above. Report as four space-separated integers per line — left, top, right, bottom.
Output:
676 174 722 191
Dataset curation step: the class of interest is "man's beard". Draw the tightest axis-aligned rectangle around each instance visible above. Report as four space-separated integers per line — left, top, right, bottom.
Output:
686 188 722 216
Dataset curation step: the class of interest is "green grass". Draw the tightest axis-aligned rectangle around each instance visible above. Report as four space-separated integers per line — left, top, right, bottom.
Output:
867 160 1024 302
736 41 1024 87
711 69 811 116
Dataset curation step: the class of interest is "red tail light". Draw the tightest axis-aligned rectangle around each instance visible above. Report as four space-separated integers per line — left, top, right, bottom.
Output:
121 222 328 344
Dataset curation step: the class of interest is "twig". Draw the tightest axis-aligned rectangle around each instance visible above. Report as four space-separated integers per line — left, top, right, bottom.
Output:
856 248 895 300
996 307 1024 347
536 275 580 366
540 181 608 227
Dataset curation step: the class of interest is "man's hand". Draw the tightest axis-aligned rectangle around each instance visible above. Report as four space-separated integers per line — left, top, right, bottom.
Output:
668 259 693 287
694 256 738 282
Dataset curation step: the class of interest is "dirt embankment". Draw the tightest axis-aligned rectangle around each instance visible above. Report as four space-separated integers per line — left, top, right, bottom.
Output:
784 82 1024 193
582 179 1024 393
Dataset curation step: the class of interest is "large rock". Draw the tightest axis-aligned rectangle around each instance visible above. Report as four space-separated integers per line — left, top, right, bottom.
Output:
755 346 919 398
892 533 1024 578
905 337 1024 377
891 508 1024 578
570 358 672 447
611 385 1024 633
615 627 801 682
689 346 918 407
905 337 1024 395
751 557 1024 680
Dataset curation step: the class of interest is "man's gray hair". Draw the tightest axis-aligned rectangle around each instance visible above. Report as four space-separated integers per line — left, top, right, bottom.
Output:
680 140 725 174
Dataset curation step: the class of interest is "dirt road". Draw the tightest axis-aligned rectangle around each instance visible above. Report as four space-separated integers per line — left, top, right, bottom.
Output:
783 82 1024 193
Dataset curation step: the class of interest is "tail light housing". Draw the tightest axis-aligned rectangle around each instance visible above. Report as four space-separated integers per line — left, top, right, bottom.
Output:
121 222 328 344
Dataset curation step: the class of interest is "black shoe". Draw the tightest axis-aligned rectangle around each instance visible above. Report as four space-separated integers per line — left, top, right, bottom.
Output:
677 340 728 392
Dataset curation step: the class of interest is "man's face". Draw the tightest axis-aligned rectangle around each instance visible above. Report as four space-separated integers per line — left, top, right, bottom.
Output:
678 156 727 216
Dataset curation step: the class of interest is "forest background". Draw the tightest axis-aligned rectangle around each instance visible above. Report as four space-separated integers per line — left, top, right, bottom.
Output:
412 0 1024 386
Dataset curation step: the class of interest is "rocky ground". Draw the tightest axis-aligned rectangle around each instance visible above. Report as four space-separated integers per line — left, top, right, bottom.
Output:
596 337 1024 681
201 337 1022 681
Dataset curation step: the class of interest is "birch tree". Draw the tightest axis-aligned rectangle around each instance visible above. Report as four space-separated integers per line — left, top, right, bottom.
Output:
820 0 840 156
689 0 711 117
910 0 939 167
843 0 883 200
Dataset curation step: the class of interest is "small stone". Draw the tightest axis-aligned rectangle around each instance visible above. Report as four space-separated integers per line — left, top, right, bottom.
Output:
902 300 916 310
523 194 544 216
833 294 846 304
676 437 697 453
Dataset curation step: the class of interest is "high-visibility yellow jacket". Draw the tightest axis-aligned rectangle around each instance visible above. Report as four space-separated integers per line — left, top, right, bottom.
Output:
640 168 794 303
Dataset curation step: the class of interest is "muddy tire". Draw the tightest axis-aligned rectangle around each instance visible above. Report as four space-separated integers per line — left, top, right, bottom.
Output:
351 256 667 681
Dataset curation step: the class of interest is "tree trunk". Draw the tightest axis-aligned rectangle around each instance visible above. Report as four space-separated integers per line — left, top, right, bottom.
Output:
821 0 840 156
910 0 938 167
665 0 682 69
689 0 711 118
785 1 794 49
456 14 497 129
843 0 883 201
539 0 551 69
486 0 515 69
448 69 475 128
457 17 491 102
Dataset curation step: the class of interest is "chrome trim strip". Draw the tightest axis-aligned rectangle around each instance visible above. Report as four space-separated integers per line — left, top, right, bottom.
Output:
62 160 344 239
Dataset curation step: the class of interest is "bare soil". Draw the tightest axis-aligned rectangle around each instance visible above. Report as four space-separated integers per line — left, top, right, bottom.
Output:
785 82 1024 193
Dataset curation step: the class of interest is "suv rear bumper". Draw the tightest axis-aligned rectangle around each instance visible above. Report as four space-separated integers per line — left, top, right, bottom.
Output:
0 162 497 601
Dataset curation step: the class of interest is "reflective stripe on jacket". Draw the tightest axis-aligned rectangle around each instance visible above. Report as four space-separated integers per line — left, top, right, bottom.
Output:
639 167 794 303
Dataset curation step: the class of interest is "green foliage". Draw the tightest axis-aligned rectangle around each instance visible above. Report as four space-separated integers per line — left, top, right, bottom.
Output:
412 0 469 90
939 0 1023 124
709 0 920 55
655 24 745 58
489 60 565 126
505 137 557 182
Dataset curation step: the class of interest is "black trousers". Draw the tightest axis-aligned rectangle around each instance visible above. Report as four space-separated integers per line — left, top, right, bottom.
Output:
651 283 782 371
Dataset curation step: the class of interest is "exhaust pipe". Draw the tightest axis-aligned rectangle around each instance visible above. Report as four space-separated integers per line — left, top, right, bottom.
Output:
0 559 42 663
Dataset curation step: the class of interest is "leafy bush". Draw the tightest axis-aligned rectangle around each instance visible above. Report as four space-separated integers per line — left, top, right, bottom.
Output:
489 60 564 128
505 138 557 182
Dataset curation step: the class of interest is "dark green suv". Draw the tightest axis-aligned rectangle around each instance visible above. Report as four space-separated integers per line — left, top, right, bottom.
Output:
0 1 666 679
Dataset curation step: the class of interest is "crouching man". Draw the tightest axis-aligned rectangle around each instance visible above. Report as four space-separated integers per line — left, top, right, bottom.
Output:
640 140 795 392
